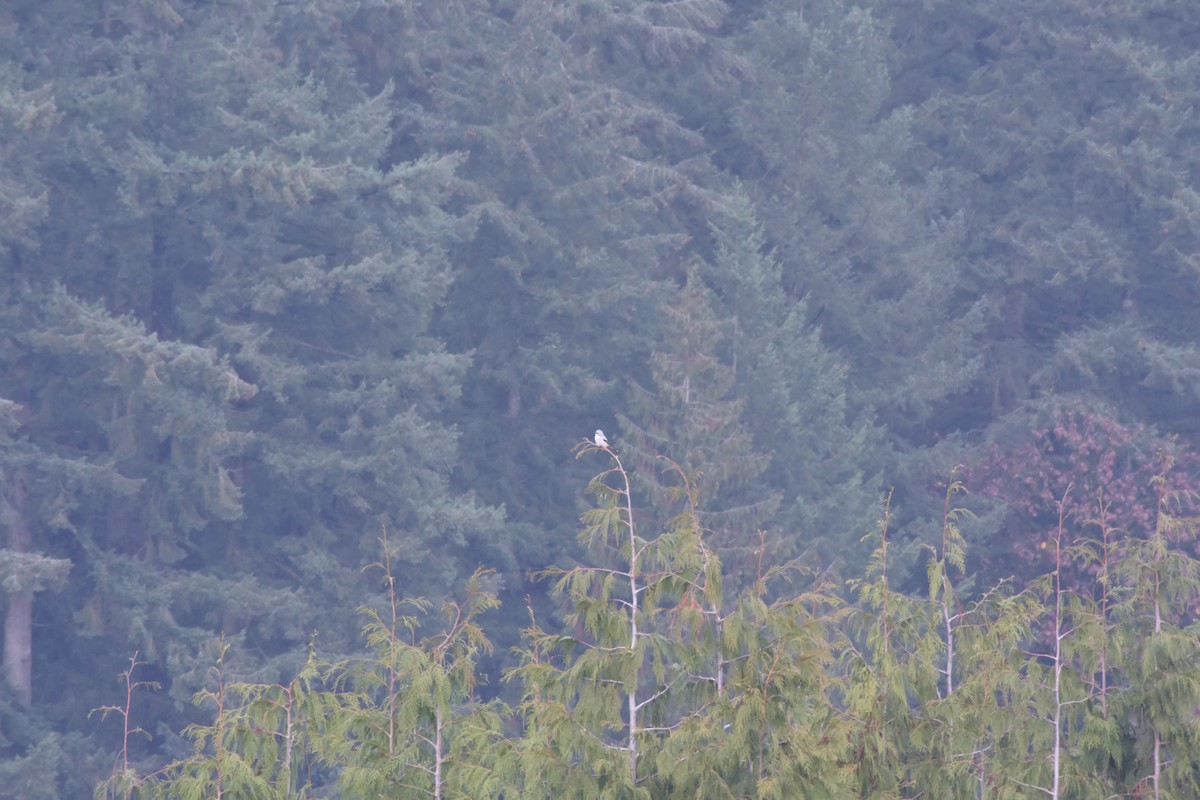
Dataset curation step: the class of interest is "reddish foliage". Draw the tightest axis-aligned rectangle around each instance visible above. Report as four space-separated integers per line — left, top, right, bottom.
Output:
963 400 1200 585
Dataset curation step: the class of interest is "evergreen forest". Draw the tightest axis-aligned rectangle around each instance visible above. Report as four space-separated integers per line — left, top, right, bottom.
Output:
4 0 1200 797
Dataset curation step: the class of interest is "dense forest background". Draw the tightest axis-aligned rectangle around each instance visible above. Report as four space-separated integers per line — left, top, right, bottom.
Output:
4 0 1200 797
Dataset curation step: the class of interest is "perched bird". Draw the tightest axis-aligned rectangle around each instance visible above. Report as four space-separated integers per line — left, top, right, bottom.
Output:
594 429 609 448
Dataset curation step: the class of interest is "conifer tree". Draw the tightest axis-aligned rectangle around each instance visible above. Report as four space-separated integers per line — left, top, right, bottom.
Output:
0 3 67 714
1006 491 1108 798
642 461 848 799
1107 457 1200 798
327 552 507 800
510 439 849 799
702 192 880 567
2 2 501 786
111 543 507 800
0 288 255 714
723 0 983 439
507 440 691 796
369 0 743 588
842 499 930 798
617 267 780 575
907 476 978 797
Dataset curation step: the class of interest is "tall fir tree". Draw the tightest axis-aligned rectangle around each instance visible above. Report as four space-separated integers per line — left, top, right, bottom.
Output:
367 0 744 591
702 192 881 568
2 2 500 789
720 0 984 440
617 266 780 575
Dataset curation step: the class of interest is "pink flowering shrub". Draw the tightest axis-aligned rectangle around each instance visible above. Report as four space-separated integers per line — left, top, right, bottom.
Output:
963 399 1200 586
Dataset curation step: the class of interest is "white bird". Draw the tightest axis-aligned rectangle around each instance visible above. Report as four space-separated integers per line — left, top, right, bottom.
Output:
594 429 609 448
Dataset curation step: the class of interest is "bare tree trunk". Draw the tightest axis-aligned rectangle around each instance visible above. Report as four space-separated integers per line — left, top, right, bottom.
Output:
3 594 33 707
3 472 33 706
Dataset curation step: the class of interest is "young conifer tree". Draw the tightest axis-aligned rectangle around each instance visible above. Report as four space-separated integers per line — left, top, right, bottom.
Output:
914 475 1048 798
108 542 506 800
1010 490 1106 798
646 461 848 799
509 435 848 799
617 267 780 580
326 551 507 800
507 436 720 797
907 475 978 797
841 497 927 798
1108 455 1200 798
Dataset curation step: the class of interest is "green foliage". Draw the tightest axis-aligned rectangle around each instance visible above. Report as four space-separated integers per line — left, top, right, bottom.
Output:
725 0 983 441
8 0 1200 795
617 266 780 576
115 640 341 799
506 444 684 795
90 446 1200 799
1102 460 1200 797
328 546 507 800
113 539 508 800
607 188 883 580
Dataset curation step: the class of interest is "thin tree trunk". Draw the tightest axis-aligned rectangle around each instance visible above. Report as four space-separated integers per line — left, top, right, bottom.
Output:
3 472 33 706
3 592 33 707
623 457 639 785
